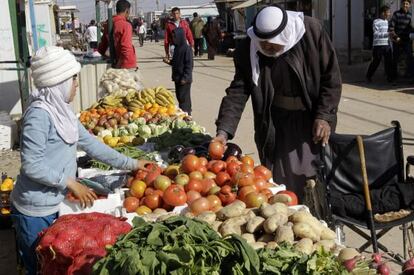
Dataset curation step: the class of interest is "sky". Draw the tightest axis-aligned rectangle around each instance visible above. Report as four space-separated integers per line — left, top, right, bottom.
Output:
57 0 211 23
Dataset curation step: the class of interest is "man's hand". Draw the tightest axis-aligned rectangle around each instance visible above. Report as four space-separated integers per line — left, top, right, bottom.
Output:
67 178 97 208
135 160 154 171
312 119 331 146
212 133 228 146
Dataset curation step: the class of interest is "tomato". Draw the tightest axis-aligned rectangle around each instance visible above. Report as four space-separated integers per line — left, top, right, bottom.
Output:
144 187 155 196
153 189 164 197
163 185 187 206
215 171 231 186
186 190 202 203
189 171 203 180
201 178 217 196
154 175 172 191
237 185 257 201
276 190 298 206
232 172 255 187
181 154 200 173
136 205 152 215
190 197 211 215
220 185 232 194
127 176 134 188
226 162 241 177
175 174 190 186
203 171 216 180
130 180 147 199
143 194 162 210
197 166 207 174
254 177 269 191
240 164 254 174
207 195 222 209
218 191 237 206
254 165 272 181
225 156 239 164
241 155 255 167
209 186 221 195
162 202 174 212
144 170 161 187
135 169 148 181
184 179 203 193
199 157 208 167
209 141 225 160
210 160 226 174
245 192 268 208
145 163 163 174
260 188 273 199
207 160 217 171
123 197 140 212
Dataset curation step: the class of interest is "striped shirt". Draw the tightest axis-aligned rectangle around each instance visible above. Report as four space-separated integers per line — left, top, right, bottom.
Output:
372 19 390 46
389 9 412 41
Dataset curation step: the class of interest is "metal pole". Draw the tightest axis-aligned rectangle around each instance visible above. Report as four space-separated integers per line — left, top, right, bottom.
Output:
29 0 38 50
96 0 101 42
347 0 352 65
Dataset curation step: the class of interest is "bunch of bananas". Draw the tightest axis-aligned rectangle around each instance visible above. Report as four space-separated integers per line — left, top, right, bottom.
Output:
91 95 124 109
125 86 175 111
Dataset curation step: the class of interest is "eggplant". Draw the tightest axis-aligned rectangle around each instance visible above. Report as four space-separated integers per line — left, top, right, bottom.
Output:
194 146 209 158
180 147 196 158
168 145 185 161
223 143 243 159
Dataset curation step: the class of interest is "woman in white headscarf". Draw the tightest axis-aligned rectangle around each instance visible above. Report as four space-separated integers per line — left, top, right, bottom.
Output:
10 46 150 275
213 5 342 200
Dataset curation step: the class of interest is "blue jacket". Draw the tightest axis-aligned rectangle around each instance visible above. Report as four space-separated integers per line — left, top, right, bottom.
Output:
11 107 136 217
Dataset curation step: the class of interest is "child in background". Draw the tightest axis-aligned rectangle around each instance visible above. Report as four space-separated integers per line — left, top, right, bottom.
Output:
165 28 193 115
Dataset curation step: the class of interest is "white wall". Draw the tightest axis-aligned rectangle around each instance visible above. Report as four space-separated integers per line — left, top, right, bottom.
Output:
332 0 364 50
0 0 22 115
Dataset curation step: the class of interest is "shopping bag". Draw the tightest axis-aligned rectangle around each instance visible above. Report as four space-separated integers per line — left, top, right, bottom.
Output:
202 37 207 51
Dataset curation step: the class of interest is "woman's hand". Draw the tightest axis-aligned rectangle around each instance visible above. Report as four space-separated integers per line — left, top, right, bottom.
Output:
135 160 155 171
67 178 97 208
312 119 331 146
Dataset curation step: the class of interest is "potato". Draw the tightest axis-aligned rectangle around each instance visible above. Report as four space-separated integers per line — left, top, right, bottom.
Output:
152 208 168 215
246 216 265 233
157 212 179 222
266 241 279 250
263 213 288 234
217 200 246 220
257 234 274 243
219 216 248 236
211 221 222 232
269 194 291 205
293 222 320 242
294 238 314 254
243 209 257 221
337 248 360 263
184 212 195 219
275 225 294 244
290 211 323 236
196 211 216 225
320 227 336 240
313 240 336 252
250 242 266 250
241 233 256 244
261 202 289 218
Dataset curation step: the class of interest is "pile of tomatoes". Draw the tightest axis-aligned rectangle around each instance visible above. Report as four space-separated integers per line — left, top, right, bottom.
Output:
123 141 279 216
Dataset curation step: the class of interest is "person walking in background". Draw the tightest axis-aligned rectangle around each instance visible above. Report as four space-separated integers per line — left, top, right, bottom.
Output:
190 12 205 57
98 0 137 69
151 20 160 42
164 7 194 60
202 16 222 60
165 28 193 115
85 20 98 49
137 22 146 47
389 0 413 79
366 5 393 82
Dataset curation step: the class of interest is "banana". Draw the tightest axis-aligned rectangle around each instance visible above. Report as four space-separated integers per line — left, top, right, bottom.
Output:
155 94 170 106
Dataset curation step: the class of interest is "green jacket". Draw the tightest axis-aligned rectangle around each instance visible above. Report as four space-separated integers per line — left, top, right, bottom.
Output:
190 17 205 39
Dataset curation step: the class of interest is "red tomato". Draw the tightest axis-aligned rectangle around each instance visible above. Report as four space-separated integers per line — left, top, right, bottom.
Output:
215 171 231 186
199 157 208 167
276 190 298 206
203 171 216 180
254 177 269 191
198 166 207 174
218 191 237 206
184 179 203 193
143 194 162 210
232 172 255 187
260 188 273 199
163 185 187 206
181 154 200 173
240 164 254 174
226 162 241 177
241 156 254 167
225 156 239 164
190 197 211 215
201 179 217 196
210 160 226 174
237 185 257 201
209 141 225 160
189 171 203 180
207 195 222 209
254 165 272 181
144 187 155 196
162 202 174 212
144 171 161 187
186 190 202 203
220 185 232 194
123 197 139 212
245 192 268 208
135 169 148 181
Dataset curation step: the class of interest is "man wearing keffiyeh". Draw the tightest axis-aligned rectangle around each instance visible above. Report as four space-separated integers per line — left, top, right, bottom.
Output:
213 5 342 200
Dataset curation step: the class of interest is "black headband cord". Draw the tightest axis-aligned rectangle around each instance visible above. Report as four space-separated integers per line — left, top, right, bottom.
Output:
252 5 288 40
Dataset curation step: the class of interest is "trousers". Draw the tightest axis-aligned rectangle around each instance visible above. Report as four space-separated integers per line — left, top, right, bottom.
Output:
174 81 192 115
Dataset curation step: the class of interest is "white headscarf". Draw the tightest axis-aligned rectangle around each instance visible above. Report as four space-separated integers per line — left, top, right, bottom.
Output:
24 78 79 144
247 7 306 85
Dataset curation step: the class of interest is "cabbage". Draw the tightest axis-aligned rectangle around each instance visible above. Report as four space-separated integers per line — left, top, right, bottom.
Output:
133 117 146 126
172 119 187 129
118 127 130 137
127 123 139 135
97 129 112 138
137 125 152 139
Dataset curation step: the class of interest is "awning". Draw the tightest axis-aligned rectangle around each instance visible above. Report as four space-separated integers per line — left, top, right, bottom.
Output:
231 0 262 10
214 0 244 4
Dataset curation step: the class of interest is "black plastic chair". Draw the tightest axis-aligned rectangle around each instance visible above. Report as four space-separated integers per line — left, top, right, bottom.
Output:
320 121 414 263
